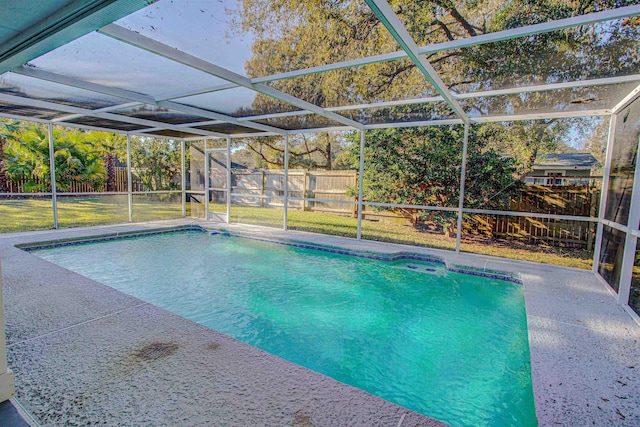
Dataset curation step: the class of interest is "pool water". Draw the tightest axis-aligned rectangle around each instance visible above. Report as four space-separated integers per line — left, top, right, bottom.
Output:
34 231 536 427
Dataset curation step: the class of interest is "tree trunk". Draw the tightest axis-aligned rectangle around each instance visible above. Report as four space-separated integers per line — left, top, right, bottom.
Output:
446 218 457 238
325 141 332 170
0 136 8 193
105 153 116 192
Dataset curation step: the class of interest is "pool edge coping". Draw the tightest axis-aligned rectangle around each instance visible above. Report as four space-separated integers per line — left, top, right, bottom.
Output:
18 225 523 285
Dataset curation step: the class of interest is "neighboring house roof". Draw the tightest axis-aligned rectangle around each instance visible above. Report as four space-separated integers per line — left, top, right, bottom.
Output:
231 162 248 170
209 157 247 170
532 153 599 170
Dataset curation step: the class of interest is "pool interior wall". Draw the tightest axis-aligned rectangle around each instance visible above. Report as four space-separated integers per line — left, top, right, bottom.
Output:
1 219 639 426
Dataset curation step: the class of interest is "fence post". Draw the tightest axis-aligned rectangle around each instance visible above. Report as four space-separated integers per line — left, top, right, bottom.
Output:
352 170 358 218
302 169 308 211
261 170 265 208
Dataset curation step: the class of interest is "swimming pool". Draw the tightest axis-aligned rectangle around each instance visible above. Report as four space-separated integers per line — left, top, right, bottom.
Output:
32 230 536 427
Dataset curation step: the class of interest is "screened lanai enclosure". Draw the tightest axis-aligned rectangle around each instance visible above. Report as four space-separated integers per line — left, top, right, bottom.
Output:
2 0 639 318
0 0 640 427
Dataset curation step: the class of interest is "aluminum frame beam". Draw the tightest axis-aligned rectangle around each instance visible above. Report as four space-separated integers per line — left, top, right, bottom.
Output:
357 131 365 239
364 0 468 123
181 140 186 218
612 82 640 114
126 133 133 222
0 93 225 138
9 67 636 138
157 73 640 125
197 74 640 124
98 24 365 131
617 155 640 305
178 106 613 139
47 122 58 228
592 114 617 273
0 0 151 75
51 101 143 123
606 87 640 306
226 136 231 224
455 124 469 252
283 134 289 230
11 67 285 135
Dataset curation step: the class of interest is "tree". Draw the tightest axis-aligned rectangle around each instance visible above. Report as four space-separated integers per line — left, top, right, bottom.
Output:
0 119 19 192
87 132 127 192
474 121 575 177
4 123 52 192
237 132 351 170
349 126 522 234
4 124 107 192
581 118 610 175
130 137 181 191
232 0 638 171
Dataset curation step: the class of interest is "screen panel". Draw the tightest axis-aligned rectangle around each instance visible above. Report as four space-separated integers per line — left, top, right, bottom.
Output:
29 32 228 100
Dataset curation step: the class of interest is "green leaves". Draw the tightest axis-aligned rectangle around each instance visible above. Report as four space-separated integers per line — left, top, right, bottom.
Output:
354 126 523 232
130 137 181 191
1 123 125 192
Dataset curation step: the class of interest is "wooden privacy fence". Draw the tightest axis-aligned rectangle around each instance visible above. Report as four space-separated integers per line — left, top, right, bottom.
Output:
228 171 598 249
464 214 597 249
229 169 357 214
5 168 151 193
463 185 599 249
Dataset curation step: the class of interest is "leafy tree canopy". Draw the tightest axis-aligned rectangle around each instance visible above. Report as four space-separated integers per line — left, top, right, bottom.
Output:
233 132 352 170
231 0 638 170
348 126 523 231
1 121 181 192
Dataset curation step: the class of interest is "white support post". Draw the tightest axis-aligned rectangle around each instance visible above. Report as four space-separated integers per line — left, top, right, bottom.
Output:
456 124 470 253
283 134 289 230
126 134 133 222
616 136 640 305
357 130 365 239
204 139 210 221
364 0 469 123
0 262 15 403
47 123 58 229
593 115 617 272
226 137 231 224
181 140 186 218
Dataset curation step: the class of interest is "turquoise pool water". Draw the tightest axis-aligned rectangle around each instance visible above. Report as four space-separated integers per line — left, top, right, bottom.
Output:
34 231 536 427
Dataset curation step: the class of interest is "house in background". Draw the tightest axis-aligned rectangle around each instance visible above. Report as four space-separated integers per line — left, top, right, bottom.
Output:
524 153 600 186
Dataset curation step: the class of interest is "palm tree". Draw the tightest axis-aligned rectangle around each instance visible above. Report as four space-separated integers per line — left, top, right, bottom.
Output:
59 129 106 191
4 123 51 192
88 132 126 192
4 124 107 192
0 120 19 192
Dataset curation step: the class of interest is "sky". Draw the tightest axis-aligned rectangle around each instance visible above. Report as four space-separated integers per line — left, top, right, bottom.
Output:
29 0 258 111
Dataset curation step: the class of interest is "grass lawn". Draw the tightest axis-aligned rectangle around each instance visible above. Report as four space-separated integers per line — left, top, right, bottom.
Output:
214 203 593 269
2 198 593 269
1 196 182 232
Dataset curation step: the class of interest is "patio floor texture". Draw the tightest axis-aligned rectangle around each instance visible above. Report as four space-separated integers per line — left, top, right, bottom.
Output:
0 219 638 426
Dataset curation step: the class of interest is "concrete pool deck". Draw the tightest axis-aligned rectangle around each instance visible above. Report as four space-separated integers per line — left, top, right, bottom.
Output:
1 219 638 426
